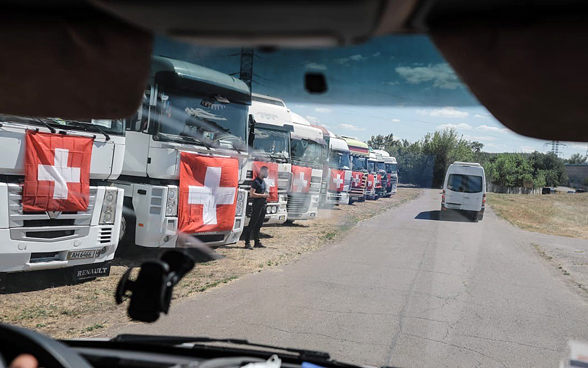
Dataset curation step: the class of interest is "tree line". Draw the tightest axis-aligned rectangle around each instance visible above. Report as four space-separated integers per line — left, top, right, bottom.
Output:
367 129 571 189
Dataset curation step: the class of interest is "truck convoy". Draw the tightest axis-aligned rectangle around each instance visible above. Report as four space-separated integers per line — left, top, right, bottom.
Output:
288 113 325 221
0 115 124 282
247 93 293 225
342 137 369 203
312 126 352 206
115 56 249 250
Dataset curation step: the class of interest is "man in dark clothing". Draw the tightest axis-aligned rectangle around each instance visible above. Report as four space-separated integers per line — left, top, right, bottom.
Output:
243 166 269 249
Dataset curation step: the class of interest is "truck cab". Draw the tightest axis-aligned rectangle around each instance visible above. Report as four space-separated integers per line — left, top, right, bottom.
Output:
0 115 125 280
115 56 249 249
247 94 293 225
373 151 388 198
288 113 325 221
366 151 379 200
385 156 398 195
342 137 369 203
374 149 392 197
312 127 352 207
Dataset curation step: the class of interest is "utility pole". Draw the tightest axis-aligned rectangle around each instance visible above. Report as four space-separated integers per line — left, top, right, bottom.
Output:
238 48 254 93
544 140 567 157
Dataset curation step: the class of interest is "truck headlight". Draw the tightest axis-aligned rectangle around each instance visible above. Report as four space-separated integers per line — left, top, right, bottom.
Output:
235 190 245 216
165 186 178 217
99 188 118 225
266 206 272 214
271 206 277 214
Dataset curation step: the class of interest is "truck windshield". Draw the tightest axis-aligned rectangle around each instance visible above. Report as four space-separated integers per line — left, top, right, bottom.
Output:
0 115 125 135
352 156 367 171
447 174 483 193
155 90 248 149
368 160 376 173
329 150 351 170
386 163 398 173
291 138 323 168
376 162 386 171
253 127 290 162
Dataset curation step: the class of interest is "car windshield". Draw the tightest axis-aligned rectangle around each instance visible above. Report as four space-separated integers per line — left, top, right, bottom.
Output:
0 114 125 135
253 127 290 161
291 138 323 167
447 174 483 193
329 150 351 170
155 90 248 148
5 26 588 368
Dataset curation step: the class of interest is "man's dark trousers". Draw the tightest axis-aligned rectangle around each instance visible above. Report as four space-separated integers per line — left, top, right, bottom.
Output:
244 201 266 244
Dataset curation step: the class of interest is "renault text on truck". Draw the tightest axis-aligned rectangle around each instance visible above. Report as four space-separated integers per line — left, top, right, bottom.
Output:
115 56 249 250
441 162 486 221
0 115 125 284
247 93 293 225
288 113 325 221
313 126 352 206
342 136 369 203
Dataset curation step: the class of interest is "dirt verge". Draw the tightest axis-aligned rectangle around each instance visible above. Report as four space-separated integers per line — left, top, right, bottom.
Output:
0 188 421 339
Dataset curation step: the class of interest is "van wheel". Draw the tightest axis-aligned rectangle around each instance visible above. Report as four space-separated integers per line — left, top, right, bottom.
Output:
478 213 484 221
116 199 136 257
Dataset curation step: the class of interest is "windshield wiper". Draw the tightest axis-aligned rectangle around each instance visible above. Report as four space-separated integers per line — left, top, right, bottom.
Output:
63 120 110 141
30 117 56 133
111 334 331 360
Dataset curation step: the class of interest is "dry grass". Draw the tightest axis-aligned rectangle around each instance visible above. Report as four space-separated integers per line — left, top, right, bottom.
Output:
487 192 588 240
0 189 421 339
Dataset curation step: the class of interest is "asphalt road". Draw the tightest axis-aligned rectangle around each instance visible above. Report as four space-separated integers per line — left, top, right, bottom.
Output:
112 189 588 367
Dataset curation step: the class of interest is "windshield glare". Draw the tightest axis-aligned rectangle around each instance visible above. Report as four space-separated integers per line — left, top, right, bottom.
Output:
0 115 125 135
253 128 289 159
329 150 351 169
291 138 323 166
155 89 248 146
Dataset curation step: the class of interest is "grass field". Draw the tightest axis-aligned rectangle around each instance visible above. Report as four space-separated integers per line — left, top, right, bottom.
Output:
487 192 588 240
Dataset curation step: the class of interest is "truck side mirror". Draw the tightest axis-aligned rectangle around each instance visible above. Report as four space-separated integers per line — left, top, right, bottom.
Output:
248 114 256 148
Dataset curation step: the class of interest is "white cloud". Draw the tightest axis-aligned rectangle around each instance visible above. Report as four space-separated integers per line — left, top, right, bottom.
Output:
390 118 401 123
293 104 306 108
372 52 381 57
349 54 367 61
520 145 536 153
476 124 508 133
305 115 320 124
334 57 350 66
437 123 472 131
314 107 333 113
419 107 469 118
474 114 488 119
395 63 461 90
462 134 497 142
338 123 365 131
304 62 326 70
386 81 400 86
571 143 588 150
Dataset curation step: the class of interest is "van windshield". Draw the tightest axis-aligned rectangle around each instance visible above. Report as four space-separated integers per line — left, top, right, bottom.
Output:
447 174 483 193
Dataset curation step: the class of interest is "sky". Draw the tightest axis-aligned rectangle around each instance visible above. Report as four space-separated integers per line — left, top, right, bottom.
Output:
154 35 588 158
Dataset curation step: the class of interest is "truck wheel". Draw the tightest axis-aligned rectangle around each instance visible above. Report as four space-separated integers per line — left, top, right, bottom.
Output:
285 219 295 225
359 196 366 202
348 198 354 205
116 200 136 257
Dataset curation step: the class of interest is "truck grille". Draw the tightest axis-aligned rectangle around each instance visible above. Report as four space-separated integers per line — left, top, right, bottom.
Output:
309 176 321 194
287 194 311 215
8 184 97 227
278 172 290 193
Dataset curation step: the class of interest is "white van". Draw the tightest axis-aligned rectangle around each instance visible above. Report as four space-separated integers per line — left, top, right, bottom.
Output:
441 162 486 221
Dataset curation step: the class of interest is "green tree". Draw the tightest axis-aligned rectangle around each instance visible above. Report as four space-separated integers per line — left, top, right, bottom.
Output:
528 152 568 186
567 153 587 164
367 134 397 152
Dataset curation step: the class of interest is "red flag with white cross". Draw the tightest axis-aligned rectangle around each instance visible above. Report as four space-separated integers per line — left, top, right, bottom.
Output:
290 165 312 193
253 161 278 202
22 131 93 212
366 174 375 190
178 152 239 233
351 171 364 188
329 169 345 192
376 174 382 189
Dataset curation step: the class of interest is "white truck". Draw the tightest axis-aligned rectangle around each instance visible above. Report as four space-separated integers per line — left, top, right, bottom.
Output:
0 115 124 285
115 56 249 250
288 113 326 221
373 149 395 197
313 126 352 206
385 155 398 195
246 93 293 224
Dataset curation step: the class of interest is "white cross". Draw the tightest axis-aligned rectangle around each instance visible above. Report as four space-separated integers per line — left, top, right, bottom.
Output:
352 175 361 186
264 177 275 191
293 171 308 192
188 167 236 225
368 179 373 188
332 174 343 188
37 148 81 200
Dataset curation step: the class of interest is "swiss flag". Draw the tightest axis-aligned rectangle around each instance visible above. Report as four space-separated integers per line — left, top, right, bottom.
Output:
178 152 238 233
329 169 345 192
366 174 375 190
351 171 364 188
22 131 92 212
376 174 382 189
291 165 311 193
253 161 278 202
387 174 392 189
